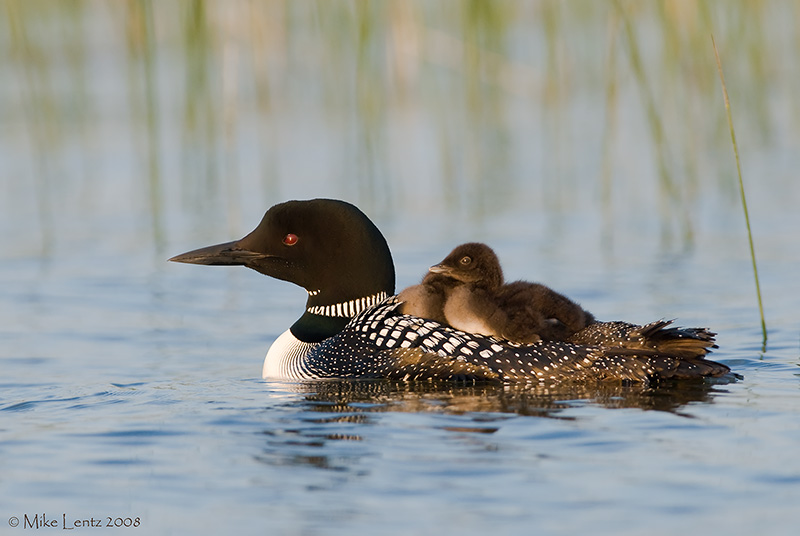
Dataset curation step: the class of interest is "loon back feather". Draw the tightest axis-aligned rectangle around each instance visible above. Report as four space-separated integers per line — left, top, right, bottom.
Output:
298 298 728 384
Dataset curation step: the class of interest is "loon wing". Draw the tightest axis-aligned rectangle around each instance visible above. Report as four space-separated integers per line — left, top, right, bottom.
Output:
305 298 729 383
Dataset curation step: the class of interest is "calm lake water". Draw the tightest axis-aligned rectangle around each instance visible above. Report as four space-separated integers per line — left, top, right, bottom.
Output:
2 2 800 535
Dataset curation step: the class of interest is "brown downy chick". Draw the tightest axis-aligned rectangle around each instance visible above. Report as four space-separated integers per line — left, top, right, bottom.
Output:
494 280 595 341
410 243 594 343
397 270 450 324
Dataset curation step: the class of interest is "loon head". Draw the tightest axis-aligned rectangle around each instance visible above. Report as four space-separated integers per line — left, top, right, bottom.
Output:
427 242 504 290
169 198 396 341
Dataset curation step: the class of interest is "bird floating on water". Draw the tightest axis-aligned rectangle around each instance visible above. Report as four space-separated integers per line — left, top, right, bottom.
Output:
169 198 729 384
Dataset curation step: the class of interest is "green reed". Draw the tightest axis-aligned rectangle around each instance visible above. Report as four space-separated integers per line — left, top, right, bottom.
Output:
711 34 767 347
0 0 789 255
615 0 689 243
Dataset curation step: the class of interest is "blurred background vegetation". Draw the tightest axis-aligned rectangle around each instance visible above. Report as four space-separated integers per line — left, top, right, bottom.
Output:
2 0 798 258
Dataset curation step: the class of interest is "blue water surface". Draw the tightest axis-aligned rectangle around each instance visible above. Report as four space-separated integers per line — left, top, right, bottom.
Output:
2 199 799 535
2 3 800 535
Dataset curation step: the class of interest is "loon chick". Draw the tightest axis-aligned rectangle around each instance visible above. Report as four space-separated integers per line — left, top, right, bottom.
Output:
397 270 450 325
169 198 729 383
408 242 594 343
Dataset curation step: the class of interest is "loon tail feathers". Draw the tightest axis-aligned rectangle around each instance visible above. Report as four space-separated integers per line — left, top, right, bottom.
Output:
569 319 718 360
635 319 718 358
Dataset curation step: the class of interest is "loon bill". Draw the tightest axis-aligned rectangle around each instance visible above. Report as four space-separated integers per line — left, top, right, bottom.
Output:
169 198 729 383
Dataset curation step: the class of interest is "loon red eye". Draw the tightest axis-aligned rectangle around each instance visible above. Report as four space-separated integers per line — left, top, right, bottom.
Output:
282 233 299 246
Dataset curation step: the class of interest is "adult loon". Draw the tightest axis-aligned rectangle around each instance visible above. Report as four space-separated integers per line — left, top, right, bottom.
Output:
169 198 729 383
400 242 594 343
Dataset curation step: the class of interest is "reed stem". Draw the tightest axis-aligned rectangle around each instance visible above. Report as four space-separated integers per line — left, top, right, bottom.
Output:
711 34 767 348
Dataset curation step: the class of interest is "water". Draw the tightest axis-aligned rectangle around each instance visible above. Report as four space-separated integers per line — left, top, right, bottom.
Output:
3 2 800 535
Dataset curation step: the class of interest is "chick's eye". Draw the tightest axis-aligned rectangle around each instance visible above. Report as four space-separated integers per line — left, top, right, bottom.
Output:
460 256 472 265
282 233 299 246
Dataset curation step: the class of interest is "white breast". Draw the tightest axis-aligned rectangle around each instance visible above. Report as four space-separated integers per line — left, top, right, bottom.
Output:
262 329 320 380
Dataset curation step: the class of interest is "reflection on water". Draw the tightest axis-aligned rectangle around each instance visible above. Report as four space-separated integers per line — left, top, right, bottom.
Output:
255 378 732 471
285 378 731 416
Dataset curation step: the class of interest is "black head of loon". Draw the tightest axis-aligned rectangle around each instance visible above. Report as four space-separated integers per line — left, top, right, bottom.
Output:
170 199 395 343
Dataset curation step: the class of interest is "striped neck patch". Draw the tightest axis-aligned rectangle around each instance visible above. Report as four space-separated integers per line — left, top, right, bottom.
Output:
307 291 389 318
